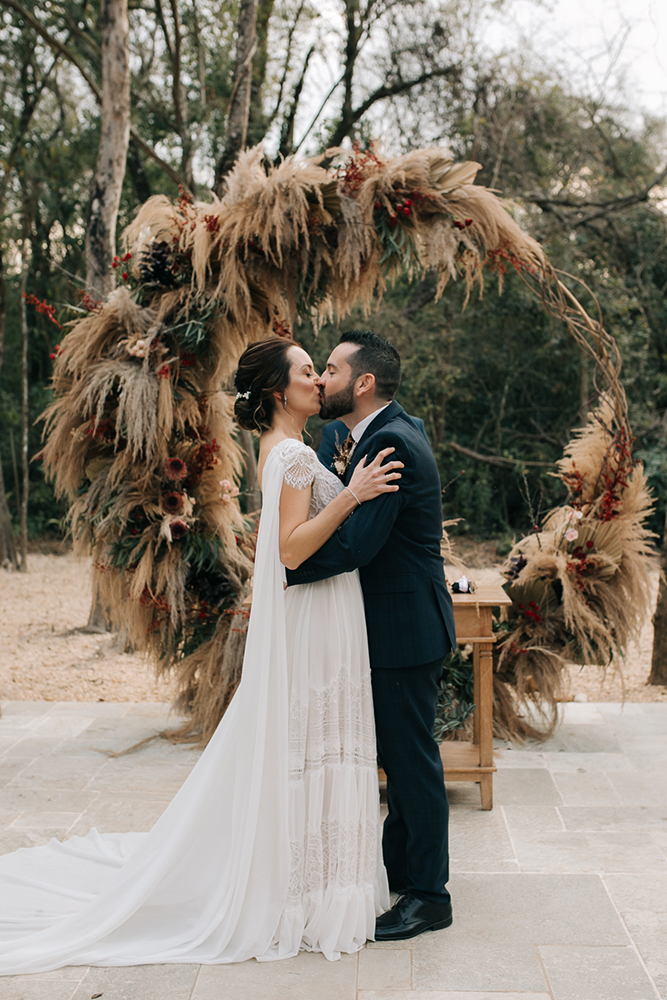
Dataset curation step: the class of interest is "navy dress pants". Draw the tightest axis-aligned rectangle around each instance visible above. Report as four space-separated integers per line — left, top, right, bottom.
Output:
371 657 451 906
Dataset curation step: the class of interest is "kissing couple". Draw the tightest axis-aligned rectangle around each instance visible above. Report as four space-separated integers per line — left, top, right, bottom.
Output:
0 330 457 972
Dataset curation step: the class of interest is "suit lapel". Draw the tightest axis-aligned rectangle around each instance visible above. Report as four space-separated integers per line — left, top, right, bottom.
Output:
344 400 405 484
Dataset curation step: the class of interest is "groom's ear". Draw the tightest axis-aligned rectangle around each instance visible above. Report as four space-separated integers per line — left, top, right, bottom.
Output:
355 373 376 398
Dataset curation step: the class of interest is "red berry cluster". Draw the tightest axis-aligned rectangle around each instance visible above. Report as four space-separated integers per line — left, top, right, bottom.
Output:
189 438 221 480
112 252 133 281
339 145 383 195
224 607 251 633
561 465 585 505
453 218 473 230
84 417 115 441
571 540 595 559
24 292 62 328
79 291 103 313
517 600 543 623
140 588 171 633
487 246 537 277
374 194 416 227
203 214 220 233
273 319 291 337
49 343 62 361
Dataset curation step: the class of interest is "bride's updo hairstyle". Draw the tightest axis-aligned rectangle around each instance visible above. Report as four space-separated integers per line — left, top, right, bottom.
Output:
233 336 296 431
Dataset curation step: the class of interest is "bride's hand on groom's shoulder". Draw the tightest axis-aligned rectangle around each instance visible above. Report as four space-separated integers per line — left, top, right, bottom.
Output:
348 447 403 503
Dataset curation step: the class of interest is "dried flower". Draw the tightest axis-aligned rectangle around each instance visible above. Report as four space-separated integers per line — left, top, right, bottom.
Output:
170 519 189 540
164 457 187 481
128 339 148 358
220 479 231 491
163 491 185 514
565 528 578 542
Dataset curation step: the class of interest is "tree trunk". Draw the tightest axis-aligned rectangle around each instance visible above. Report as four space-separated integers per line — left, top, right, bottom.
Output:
0 457 17 569
246 0 275 147
18 234 29 572
214 0 259 193
83 0 130 628
648 505 667 685
239 428 261 512
85 0 131 298
9 427 20 517
0 241 17 568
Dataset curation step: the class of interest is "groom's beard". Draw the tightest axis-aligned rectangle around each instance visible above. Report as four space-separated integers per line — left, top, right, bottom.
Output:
319 379 355 420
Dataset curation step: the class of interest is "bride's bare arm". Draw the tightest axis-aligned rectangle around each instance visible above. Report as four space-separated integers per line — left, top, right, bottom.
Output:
279 448 402 571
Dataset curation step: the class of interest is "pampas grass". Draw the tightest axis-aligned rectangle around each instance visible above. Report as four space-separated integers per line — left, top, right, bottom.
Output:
493 400 655 740
39 142 650 745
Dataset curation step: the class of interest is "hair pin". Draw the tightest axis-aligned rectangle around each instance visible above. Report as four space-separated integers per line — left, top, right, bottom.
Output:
236 390 251 400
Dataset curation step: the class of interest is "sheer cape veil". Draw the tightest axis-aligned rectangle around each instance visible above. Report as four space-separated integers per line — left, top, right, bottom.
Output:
0 443 295 972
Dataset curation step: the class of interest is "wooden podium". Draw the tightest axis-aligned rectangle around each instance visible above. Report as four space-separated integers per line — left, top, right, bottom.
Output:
441 584 511 809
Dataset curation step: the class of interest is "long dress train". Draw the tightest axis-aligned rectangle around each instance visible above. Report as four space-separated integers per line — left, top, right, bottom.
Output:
0 438 388 973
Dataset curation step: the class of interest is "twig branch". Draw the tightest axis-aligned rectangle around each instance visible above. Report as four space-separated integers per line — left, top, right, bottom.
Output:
448 441 552 468
526 163 667 225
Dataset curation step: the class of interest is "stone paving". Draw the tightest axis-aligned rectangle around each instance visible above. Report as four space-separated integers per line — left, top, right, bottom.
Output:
0 699 666 1000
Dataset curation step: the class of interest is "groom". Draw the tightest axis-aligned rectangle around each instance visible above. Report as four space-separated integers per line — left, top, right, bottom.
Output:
286 329 456 940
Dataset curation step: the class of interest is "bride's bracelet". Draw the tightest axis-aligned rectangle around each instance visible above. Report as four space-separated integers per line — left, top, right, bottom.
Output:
344 485 361 506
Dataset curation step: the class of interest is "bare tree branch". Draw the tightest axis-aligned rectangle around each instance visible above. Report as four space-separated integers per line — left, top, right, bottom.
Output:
448 441 552 468
267 0 306 128
278 44 314 158
0 0 102 99
327 65 460 149
526 164 667 225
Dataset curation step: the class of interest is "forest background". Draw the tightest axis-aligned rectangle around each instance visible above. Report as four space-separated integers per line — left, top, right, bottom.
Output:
0 0 666 555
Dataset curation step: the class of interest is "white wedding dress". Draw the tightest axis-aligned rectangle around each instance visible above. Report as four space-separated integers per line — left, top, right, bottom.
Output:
0 438 388 973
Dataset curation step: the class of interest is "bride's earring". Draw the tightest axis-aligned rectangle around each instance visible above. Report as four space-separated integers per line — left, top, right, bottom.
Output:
283 392 288 410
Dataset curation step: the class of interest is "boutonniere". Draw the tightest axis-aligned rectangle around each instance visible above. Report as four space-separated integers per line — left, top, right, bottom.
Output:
333 433 355 478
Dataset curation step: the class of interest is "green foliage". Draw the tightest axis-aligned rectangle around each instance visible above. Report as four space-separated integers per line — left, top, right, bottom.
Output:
433 647 475 741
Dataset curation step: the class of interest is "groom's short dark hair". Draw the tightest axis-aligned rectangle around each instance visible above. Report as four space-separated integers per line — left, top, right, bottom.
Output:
340 329 401 401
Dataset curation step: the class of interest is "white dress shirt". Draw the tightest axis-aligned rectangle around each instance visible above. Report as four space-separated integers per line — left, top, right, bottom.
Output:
351 403 391 443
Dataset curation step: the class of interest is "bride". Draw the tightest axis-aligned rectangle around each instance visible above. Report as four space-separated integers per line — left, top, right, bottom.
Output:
0 336 403 973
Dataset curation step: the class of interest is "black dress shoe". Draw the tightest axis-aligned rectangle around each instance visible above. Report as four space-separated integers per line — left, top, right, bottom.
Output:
375 892 453 941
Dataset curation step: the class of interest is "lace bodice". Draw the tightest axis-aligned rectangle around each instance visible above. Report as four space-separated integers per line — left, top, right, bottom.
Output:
274 438 343 518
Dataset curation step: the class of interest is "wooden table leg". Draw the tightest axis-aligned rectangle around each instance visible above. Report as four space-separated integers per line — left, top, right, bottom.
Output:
478 640 494 810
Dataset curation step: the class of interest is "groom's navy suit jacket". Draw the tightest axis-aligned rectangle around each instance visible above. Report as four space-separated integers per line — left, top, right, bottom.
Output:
318 415 428 473
286 401 456 669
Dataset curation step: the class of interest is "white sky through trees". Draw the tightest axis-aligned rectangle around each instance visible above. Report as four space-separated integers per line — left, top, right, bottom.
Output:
484 0 667 117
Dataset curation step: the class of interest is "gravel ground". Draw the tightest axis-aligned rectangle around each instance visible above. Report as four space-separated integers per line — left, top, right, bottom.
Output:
1 552 665 704
0 554 177 703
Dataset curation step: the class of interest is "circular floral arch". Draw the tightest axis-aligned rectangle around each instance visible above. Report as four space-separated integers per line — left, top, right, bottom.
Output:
41 145 653 743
